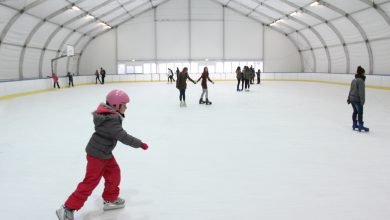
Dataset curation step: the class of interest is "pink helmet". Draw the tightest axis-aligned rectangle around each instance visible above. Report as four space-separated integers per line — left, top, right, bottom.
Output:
106 90 130 110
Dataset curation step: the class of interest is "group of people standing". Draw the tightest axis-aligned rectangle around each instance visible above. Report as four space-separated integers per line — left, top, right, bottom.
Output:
235 65 261 91
95 67 106 84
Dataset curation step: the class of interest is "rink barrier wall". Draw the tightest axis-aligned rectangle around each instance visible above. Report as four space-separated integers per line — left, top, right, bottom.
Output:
1 73 389 100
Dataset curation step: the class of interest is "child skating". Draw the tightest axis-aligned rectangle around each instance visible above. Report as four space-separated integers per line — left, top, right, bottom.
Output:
56 90 149 220
196 66 214 105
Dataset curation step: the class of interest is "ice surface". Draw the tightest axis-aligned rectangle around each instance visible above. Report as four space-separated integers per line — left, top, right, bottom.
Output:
0 81 389 220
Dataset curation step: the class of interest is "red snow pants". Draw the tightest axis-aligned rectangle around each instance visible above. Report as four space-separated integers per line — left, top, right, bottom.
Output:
65 154 121 210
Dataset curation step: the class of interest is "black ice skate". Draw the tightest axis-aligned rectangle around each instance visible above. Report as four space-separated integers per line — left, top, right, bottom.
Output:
358 122 369 132
199 98 205 104
205 99 212 105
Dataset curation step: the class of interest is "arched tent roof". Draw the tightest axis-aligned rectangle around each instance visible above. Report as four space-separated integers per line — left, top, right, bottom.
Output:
1 0 390 80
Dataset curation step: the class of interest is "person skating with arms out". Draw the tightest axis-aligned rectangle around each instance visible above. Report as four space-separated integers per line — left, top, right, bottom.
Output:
56 90 149 220
196 66 214 105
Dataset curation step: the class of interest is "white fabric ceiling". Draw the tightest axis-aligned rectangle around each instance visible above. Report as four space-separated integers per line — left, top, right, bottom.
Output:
1 0 390 80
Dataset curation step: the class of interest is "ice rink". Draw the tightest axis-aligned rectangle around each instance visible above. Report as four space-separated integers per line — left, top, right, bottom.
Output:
0 80 389 220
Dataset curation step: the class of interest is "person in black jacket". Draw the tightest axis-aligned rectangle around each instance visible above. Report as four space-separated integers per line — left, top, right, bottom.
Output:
66 72 74 87
100 67 106 84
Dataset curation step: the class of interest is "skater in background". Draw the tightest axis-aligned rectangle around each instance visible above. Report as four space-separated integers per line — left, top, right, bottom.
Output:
197 66 214 105
66 72 74 87
175 67 180 79
250 65 255 84
176 67 196 107
56 90 149 220
256 69 261 84
236 66 243 91
48 72 60 89
167 68 175 83
100 67 106 84
347 66 369 132
243 66 251 91
95 70 101 84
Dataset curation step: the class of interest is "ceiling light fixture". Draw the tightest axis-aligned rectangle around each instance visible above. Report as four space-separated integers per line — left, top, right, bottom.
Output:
310 1 320 6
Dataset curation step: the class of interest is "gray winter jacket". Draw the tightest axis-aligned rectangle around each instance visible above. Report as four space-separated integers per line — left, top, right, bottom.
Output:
348 78 365 105
86 103 143 159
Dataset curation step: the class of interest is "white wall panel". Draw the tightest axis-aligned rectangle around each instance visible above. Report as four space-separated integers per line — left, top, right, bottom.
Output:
306 6 339 20
156 21 189 59
0 45 21 80
352 8 390 40
66 18 91 30
23 48 41 79
264 28 301 72
4 14 40 45
289 32 310 50
75 36 91 53
331 18 364 43
79 31 116 75
42 51 57 76
0 5 17 34
191 0 222 20
29 22 58 48
28 0 69 18
47 29 71 50
323 0 367 13
328 46 346 73
381 2 390 16
313 48 328 72
294 13 321 26
302 50 314 72
300 29 322 48
78 22 101 33
92 1 121 17
191 21 223 59
224 9 263 60
314 23 341 46
347 43 369 74
156 0 189 20
254 5 281 18
282 19 306 31
117 11 154 60
64 32 82 47
371 39 390 75
50 8 81 25
110 15 132 28
56 56 68 76
1 0 36 10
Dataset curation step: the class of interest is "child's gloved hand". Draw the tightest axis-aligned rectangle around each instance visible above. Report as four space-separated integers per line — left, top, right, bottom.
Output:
141 143 149 150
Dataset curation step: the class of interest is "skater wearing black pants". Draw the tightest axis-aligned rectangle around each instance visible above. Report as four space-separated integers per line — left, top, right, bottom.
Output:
243 66 251 91
100 67 106 84
197 66 214 105
347 66 369 132
176 67 196 107
66 72 74 87
256 69 261 84
95 70 101 84
236 66 243 91
168 68 175 83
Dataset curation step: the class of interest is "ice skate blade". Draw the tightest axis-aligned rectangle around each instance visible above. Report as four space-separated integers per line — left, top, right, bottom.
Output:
103 204 125 211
